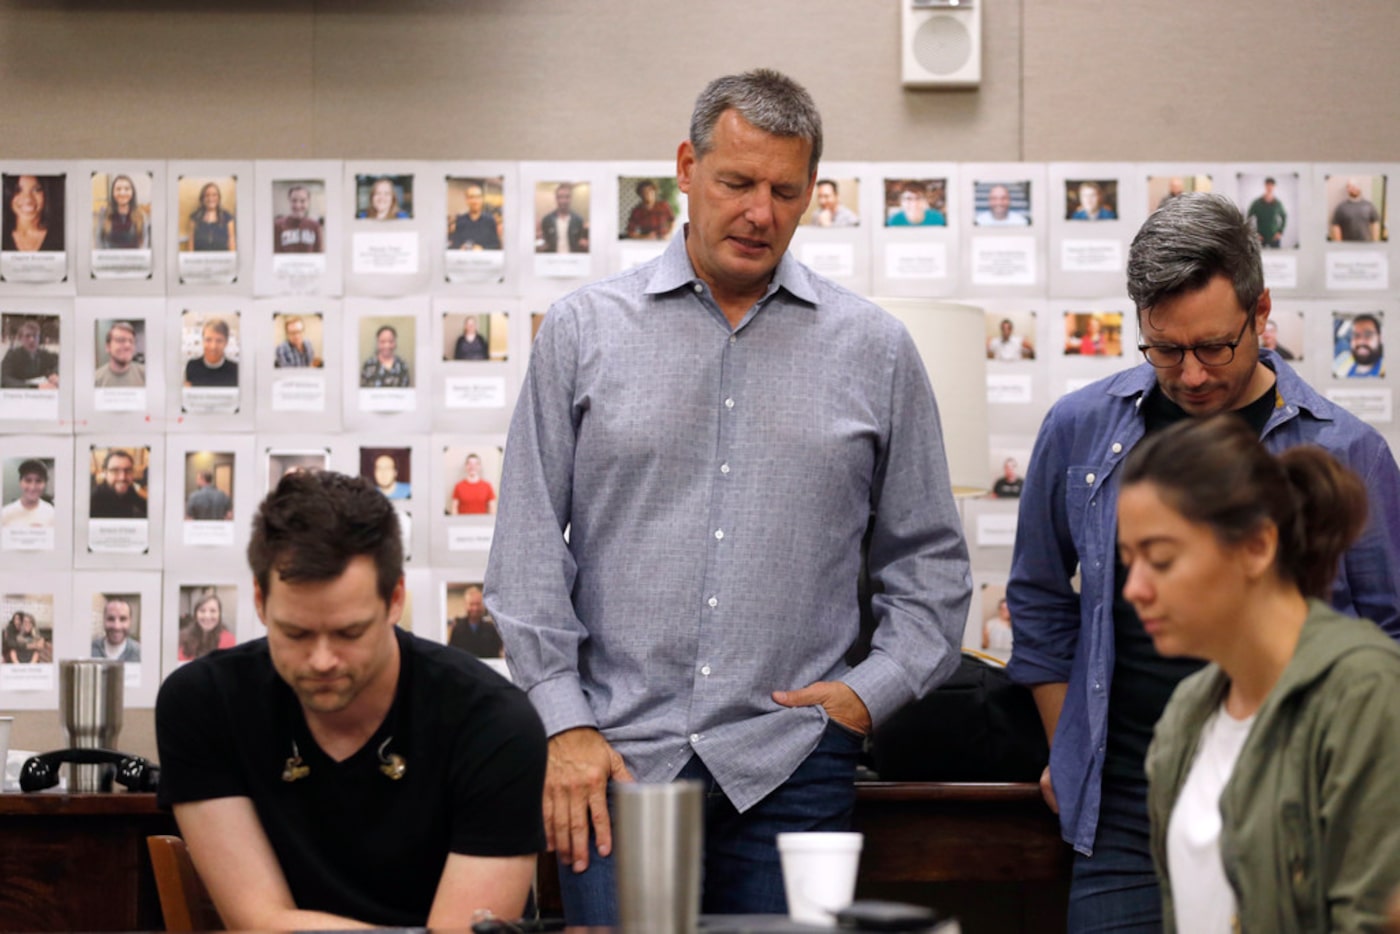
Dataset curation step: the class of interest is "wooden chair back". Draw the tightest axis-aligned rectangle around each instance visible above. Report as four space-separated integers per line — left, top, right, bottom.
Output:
146 834 224 932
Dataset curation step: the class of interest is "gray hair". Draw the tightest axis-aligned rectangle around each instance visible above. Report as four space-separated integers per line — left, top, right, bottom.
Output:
689 69 823 175
1126 192 1264 319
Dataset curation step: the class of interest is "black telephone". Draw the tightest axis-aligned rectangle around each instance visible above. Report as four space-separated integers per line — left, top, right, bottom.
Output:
19 748 160 793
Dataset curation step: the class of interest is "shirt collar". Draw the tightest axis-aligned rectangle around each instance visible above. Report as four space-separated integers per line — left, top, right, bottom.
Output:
1109 349 1334 423
645 226 820 308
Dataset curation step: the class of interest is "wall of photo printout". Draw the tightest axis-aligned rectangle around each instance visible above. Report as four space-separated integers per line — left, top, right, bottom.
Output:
1 158 1397 722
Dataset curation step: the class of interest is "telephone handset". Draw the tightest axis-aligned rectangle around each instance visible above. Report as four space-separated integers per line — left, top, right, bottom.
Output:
19 748 160 792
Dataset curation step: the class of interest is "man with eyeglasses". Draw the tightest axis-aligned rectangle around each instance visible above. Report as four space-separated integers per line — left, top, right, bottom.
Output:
1006 192 1400 932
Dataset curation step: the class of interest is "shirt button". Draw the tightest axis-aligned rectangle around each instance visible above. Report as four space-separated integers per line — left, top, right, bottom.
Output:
693 283 703 293
690 733 702 743
724 398 734 409
1111 443 1123 454
700 665 712 676
707 596 718 608
1085 472 1096 484
729 335 737 344
714 529 724 540
720 463 730 474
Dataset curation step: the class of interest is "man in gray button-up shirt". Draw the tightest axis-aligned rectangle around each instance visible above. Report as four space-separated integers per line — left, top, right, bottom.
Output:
486 69 971 923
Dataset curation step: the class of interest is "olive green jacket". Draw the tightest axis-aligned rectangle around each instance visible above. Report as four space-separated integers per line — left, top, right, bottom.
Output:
1147 600 1400 933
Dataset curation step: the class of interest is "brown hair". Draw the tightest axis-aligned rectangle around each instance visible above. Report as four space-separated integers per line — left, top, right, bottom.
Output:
247 470 402 605
1120 415 1368 599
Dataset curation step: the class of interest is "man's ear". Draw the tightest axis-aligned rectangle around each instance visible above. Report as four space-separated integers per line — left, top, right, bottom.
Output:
253 580 267 629
386 576 406 628
1254 288 1272 334
676 140 696 194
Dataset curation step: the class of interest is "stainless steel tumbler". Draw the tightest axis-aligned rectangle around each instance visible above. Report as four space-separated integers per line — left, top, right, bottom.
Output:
59 659 124 792
614 780 703 934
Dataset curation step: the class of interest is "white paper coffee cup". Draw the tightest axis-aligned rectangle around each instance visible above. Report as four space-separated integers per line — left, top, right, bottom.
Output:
777 831 864 926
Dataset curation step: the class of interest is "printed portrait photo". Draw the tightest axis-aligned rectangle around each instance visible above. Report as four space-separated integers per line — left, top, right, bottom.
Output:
90 592 142 662
183 451 235 521
1147 174 1211 212
988 444 1031 500
1332 311 1385 379
973 180 1032 228
1 314 60 390
176 584 237 662
2 593 54 665
443 445 503 516
1324 174 1388 243
361 446 412 501
88 444 151 520
272 180 326 254
1063 311 1124 357
442 312 508 362
802 177 860 228
358 317 414 388
3 173 66 253
1064 179 1119 221
1259 310 1303 362
272 312 324 368
985 310 1037 361
446 177 505 251
534 181 591 253
356 174 414 221
1237 172 1299 250
444 581 503 659
619 176 679 240
266 449 330 490
883 178 947 227
94 319 147 388
1 456 56 531
972 582 1014 663
181 310 241 389
91 171 153 250
177 176 238 252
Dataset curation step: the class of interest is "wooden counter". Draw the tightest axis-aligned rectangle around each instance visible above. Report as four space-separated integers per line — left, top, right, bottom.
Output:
0 783 1069 932
0 792 175 933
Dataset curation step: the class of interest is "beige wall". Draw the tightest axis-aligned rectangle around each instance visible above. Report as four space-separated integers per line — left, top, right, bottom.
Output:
4 0 1399 762
3 0 1397 163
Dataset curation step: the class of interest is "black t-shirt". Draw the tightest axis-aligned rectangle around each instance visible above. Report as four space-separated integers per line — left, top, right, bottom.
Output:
1103 380 1279 787
156 626 546 926
184 357 239 388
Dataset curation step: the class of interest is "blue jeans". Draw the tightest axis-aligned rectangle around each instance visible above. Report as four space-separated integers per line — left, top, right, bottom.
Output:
556 720 864 925
1066 778 1161 933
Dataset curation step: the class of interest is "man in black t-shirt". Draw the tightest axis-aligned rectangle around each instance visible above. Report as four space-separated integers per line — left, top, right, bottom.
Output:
156 471 546 928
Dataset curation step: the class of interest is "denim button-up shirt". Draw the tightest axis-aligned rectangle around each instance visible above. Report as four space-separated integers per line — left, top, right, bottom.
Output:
486 235 971 812
1007 351 1400 855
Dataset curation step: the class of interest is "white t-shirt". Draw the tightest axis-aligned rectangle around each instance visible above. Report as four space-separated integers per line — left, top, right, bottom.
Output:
1166 702 1256 933
988 335 1027 362
1 498 55 528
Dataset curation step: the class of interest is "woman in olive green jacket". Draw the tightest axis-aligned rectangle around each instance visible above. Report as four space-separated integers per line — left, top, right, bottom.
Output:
1117 416 1400 933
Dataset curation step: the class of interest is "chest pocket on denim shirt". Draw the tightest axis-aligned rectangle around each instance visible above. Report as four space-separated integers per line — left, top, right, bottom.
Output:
1064 465 1101 554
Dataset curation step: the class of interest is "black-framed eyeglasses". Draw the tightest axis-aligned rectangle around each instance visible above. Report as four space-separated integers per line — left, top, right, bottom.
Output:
1138 314 1251 368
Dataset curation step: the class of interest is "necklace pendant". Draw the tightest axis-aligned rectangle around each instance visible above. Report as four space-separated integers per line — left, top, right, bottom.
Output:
379 753 406 781
282 756 310 782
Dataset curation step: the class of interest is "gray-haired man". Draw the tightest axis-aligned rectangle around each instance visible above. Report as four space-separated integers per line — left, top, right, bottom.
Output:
487 68 970 922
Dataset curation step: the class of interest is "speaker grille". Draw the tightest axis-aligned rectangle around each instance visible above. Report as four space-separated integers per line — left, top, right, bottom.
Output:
913 15 972 76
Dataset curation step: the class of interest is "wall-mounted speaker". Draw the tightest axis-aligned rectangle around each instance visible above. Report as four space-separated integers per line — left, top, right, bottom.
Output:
902 0 981 89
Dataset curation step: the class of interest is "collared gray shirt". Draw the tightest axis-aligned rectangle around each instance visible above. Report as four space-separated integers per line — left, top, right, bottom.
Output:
485 234 970 812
